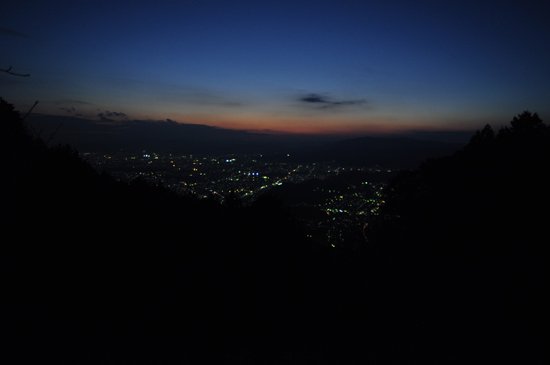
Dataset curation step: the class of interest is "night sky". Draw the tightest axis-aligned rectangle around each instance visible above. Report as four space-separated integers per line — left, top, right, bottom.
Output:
2 0 549 141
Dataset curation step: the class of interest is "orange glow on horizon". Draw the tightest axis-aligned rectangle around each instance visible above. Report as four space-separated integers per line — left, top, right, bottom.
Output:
164 111 475 137
56 103 479 138
165 111 433 136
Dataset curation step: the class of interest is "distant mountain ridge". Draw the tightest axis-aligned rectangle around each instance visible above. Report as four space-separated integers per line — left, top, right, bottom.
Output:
26 114 466 167
25 114 327 154
264 136 465 169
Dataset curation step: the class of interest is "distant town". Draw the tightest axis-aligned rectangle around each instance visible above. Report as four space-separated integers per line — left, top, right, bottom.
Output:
83 150 399 247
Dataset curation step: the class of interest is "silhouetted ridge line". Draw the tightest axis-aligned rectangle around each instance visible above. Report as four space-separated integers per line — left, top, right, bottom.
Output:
262 136 464 168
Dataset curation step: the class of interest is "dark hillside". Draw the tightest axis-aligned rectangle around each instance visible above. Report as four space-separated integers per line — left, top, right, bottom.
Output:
1 98 377 364
3 98 546 363
365 111 548 362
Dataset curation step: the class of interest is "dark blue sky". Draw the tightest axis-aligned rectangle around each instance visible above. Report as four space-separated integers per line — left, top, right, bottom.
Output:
2 0 549 140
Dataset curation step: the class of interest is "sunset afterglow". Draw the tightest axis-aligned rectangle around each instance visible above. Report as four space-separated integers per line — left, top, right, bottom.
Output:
2 0 549 141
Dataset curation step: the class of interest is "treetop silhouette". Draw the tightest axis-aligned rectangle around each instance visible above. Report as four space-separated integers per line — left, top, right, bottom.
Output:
370 110 550 241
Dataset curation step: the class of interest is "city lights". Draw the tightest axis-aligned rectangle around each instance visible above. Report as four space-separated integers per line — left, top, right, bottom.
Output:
83 150 393 246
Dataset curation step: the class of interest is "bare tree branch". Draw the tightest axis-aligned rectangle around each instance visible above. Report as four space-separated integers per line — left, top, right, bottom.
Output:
3 65 62 145
44 123 64 146
23 100 39 121
25 101 43 138
1 66 30 77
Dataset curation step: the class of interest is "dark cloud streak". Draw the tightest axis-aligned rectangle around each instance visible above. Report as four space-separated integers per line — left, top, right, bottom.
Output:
98 111 128 119
0 26 31 38
60 100 93 105
299 93 367 109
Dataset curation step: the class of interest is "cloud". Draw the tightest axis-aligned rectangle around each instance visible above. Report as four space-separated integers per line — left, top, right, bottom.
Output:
98 111 127 119
301 94 327 103
59 100 93 105
299 93 367 109
60 107 76 113
0 26 31 38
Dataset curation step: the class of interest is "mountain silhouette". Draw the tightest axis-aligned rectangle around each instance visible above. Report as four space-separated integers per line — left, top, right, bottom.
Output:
263 136 464 169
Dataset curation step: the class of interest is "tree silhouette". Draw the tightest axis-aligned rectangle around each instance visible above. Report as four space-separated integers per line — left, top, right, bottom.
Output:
371 110 550 243
466 123 495 149
508 110 546 135
364 111 548 361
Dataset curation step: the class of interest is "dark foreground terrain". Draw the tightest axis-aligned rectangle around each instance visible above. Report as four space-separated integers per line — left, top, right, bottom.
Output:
2 98 547 363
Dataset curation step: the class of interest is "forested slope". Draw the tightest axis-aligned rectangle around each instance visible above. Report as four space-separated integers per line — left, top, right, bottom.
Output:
365 111 548 362
2 98 546 363
1 97 375 364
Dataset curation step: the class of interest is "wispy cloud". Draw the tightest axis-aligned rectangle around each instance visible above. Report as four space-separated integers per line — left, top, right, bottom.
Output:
59 100 93 105
298 93 367 109
98 111 128 119
0 26 31 38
